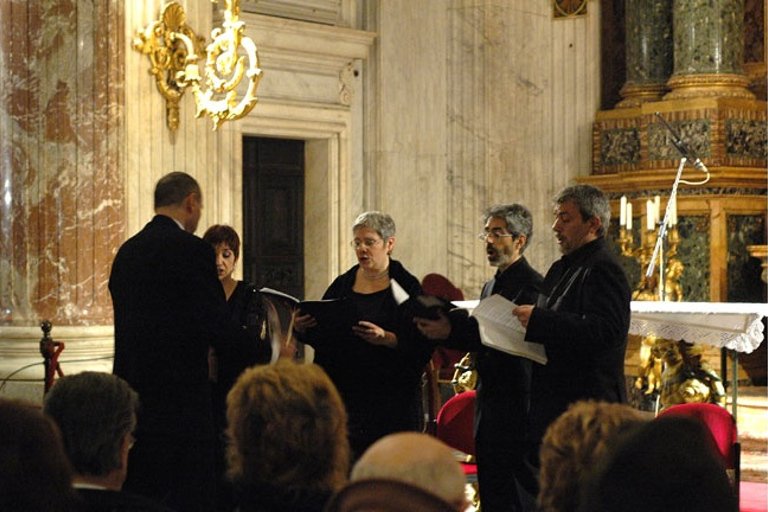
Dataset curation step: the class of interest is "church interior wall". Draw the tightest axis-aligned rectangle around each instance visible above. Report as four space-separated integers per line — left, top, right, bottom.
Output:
0 0 636 401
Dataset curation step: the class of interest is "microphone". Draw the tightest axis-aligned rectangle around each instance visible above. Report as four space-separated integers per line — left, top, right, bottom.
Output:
654 112 708 173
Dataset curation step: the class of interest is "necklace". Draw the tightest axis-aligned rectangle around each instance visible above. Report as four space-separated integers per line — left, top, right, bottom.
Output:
361 267 390 280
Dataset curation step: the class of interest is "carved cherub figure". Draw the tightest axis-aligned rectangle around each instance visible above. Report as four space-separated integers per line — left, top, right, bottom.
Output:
653 338 726 410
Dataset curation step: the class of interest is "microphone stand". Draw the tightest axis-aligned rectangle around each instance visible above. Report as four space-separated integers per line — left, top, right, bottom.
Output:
644 157 686 301
647 112 710 300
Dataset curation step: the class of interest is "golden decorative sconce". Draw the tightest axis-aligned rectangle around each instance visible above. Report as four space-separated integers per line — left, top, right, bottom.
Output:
133 0 262 131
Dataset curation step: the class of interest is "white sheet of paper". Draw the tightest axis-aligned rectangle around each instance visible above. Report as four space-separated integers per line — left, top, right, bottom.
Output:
390 278 411 305
470 294 547 365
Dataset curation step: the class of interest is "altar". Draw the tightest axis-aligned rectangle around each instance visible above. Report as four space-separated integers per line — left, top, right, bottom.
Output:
629 301 768 423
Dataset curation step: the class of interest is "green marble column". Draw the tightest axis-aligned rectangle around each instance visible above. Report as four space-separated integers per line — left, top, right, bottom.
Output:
666 0 754 99
617 0 673 108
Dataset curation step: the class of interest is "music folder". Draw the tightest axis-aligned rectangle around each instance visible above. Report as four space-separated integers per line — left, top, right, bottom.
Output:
258 287 358 332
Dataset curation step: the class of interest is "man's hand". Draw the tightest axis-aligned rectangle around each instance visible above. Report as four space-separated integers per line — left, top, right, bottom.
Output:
414 311 451 340
512 305 534 328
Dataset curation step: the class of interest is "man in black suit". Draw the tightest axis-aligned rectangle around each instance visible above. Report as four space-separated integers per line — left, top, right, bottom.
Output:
417 203 544 512
110 172 265 511
513 184 631 499
43 371 174 512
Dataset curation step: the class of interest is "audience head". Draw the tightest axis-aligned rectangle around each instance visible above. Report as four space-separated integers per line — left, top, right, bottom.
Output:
226 360 350 497
153 171 203 233
325 478 460 512
0 398 81 511
482 203 534 253
538 400 647 512
43 371 139 490
578 414 738 512
351 432 468 511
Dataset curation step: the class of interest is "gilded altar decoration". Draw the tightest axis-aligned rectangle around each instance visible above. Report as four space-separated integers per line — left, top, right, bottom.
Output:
618 194 726 410
652 338 726 409
554 0 587 18
133 2 206 132
451 352 477 394
134 0 263 131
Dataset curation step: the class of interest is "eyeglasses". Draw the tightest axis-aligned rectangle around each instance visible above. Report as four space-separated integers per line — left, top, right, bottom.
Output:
477 231 515 242
350 238 384 249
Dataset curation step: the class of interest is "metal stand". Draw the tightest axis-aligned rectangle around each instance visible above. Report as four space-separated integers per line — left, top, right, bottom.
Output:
39 320 65 395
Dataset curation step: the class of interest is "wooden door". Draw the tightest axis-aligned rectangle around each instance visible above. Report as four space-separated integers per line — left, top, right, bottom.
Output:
242 137 305 299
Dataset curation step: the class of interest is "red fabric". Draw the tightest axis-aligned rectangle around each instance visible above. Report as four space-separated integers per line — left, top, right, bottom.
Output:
739 481 767 512
436 390 476 457
657 402 738 468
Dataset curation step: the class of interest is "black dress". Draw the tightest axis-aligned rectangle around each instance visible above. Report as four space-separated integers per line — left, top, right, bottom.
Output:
299 259 435 459
212 281 272 512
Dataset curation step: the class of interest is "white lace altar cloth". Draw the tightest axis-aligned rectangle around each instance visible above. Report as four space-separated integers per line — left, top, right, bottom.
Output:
629 302 768 354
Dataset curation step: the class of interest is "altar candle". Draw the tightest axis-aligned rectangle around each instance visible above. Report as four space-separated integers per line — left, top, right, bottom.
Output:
646 199 654 230
654 195 661 224
626 202 632 230
670 195 677 227
620 196 627 227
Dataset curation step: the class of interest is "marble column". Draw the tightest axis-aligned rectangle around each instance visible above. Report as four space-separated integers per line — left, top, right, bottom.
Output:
0 0 124 401
617 0 673 108
666 0 754 99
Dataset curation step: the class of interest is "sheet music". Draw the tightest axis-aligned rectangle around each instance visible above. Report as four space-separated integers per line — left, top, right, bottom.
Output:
470 294 547 365
390 278 410 305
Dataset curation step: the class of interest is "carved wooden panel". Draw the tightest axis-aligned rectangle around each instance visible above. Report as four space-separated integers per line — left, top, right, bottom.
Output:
242 137 305 299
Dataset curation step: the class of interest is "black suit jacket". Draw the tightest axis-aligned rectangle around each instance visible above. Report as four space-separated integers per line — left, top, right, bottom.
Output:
110 215 227 439
444 256 543 437
526 237 631 442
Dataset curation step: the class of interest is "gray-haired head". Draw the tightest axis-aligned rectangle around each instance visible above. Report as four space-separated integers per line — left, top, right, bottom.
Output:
483 203 534 253
554 184 610 237
353 211 396 240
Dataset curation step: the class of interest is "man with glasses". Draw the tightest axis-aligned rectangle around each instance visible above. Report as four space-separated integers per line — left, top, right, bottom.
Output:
418 204 543 512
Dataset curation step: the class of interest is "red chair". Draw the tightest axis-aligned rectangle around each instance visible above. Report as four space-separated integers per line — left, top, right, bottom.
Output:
656 402 740 502
435 390 477 484
420 273 467 433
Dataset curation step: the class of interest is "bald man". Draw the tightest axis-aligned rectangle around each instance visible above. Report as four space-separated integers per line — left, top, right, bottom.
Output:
351 432 469 511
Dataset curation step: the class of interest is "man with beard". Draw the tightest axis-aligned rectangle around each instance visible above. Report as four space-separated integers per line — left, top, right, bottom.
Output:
417 204 543 512
513 184 631 500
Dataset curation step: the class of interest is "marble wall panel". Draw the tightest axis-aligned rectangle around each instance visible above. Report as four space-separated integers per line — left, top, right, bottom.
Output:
0 0 124 327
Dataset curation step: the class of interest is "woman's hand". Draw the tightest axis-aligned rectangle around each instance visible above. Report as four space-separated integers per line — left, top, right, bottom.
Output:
293 313 317 334
414 311 451 340
353 321 397 348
